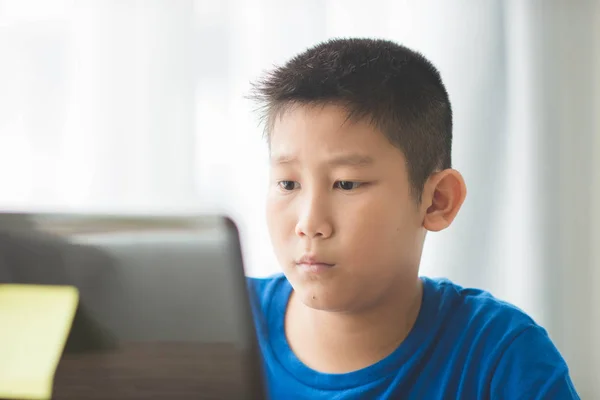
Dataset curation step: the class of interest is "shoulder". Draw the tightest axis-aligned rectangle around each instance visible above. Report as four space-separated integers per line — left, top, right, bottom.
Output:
246 273 288 300
490 325 579 399
423 277 579 399
245 273 289 344
424 276 537 340
246 273 288 317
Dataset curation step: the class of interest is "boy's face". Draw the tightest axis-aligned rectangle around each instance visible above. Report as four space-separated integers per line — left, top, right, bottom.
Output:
266 104 428 312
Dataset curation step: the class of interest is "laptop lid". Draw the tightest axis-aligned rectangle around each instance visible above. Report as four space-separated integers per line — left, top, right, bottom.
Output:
0 213 265 399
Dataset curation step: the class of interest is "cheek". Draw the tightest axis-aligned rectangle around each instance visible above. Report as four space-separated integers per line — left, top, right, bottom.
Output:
266 195 294 241
339 197 412 258
265 196 279 235
343 194 399 230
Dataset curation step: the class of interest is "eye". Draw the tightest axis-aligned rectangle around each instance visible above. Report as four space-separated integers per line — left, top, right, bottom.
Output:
334 181 362 191
278 181 299 191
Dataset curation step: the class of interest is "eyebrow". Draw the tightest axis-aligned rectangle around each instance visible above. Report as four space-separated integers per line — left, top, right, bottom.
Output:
271 153 374 167
328 154 374 167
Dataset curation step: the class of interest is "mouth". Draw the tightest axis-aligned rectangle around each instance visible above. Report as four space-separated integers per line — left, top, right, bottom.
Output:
295 255 335 273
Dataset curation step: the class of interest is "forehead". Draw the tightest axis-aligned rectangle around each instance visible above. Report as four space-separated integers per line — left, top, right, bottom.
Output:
269 104 400 161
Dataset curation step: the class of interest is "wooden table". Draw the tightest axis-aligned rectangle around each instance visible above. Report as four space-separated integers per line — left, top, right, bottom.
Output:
52 342 264 399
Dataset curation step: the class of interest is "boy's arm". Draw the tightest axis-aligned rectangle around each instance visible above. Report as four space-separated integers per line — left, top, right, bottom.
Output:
490 326 580 399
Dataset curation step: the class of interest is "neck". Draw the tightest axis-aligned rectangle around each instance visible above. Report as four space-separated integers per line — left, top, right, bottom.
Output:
285 276 423 373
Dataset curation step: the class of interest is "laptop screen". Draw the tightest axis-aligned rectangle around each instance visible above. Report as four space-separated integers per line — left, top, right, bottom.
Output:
0 213 265 400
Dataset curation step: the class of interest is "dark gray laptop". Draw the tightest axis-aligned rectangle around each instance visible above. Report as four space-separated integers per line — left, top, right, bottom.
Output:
0 213 265 399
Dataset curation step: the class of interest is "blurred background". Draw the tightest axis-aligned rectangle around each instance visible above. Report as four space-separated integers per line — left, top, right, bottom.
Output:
0 0 599 396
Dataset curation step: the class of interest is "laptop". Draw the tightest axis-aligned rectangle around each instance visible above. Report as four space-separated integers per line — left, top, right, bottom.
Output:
0 213 265 399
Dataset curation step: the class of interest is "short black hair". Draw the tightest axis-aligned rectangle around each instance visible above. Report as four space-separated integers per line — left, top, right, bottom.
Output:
251 38 452 202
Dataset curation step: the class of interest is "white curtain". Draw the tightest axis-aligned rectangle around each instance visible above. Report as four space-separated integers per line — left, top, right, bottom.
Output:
1 0 598 395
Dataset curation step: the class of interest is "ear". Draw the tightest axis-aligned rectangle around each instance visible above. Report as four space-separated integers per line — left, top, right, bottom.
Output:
421 169 467 232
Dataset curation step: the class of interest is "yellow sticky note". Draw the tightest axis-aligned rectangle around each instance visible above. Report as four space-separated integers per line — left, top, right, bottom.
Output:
0 284 79 400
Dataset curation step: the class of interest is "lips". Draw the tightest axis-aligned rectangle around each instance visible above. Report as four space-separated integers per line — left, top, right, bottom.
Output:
295 255 335 273
296 254 334 267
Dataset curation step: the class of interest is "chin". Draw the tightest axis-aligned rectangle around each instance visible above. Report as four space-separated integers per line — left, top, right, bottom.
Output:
284 268 359 311
294 284 349 312
300 294 340 311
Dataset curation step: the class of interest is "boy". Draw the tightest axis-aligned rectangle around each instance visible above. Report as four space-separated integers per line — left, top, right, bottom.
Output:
247 38 579 399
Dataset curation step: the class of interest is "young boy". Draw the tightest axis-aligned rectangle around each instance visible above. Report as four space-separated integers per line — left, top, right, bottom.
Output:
247 38 579 399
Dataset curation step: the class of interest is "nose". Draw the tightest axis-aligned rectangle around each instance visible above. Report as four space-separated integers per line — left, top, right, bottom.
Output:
294 192 333 239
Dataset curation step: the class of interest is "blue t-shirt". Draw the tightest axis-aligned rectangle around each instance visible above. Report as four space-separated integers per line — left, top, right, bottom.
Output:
247 274 579 399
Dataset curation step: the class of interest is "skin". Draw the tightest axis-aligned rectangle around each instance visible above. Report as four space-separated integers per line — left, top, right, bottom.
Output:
266 104 467 374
